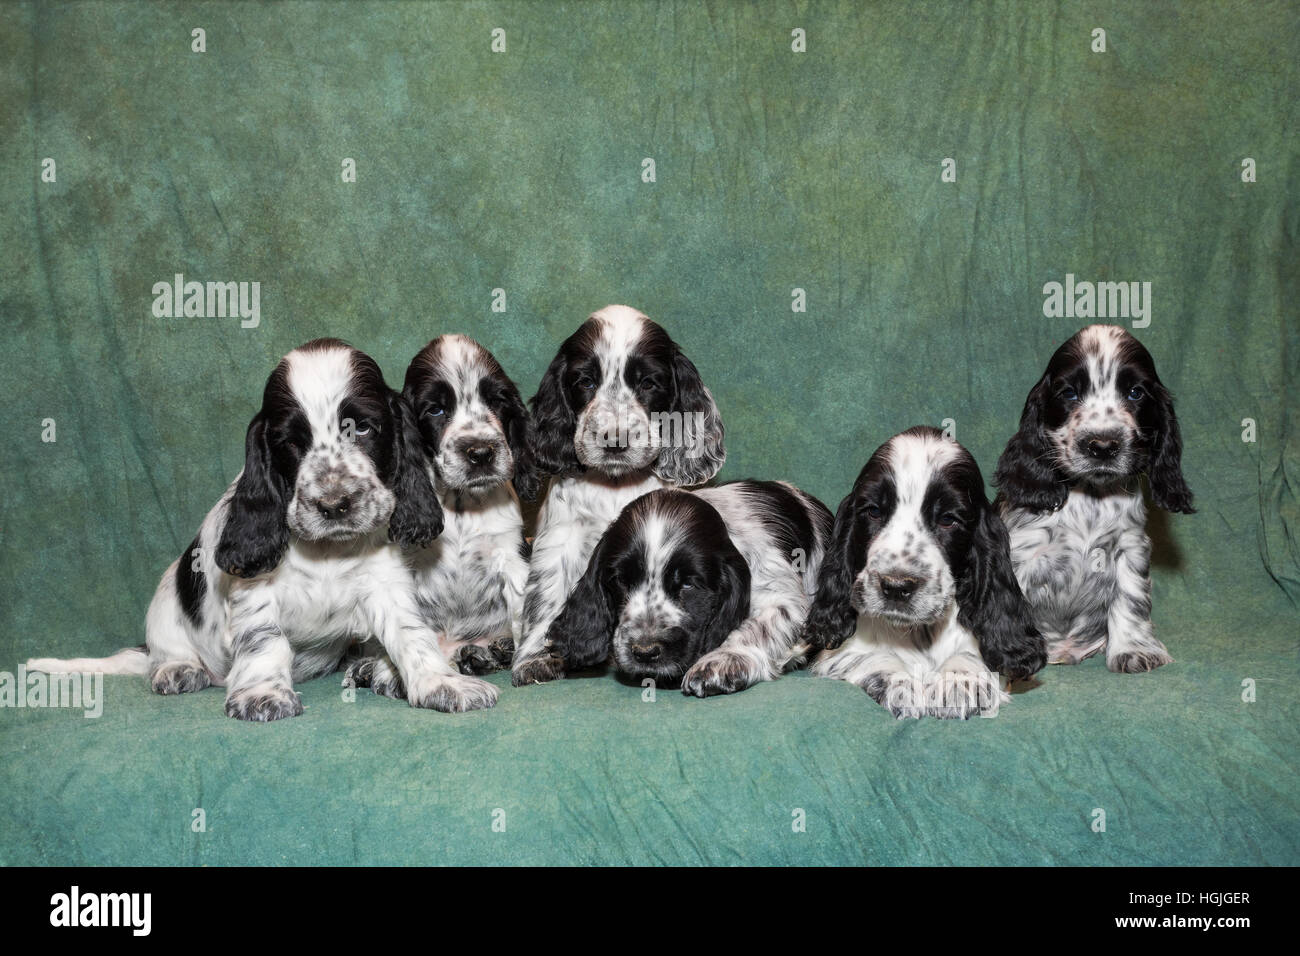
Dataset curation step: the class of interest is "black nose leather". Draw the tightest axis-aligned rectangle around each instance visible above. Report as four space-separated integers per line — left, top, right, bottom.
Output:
880 575 920 601
630 643 662 664
1086 437 1120 461
317 494 351 519
464 444 494 466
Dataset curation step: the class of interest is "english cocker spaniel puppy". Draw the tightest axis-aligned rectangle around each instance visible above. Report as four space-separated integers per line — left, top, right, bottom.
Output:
511 304 726 686
993 324 1194 673
344 334 537 697
520 480 831 696
28 339 499 720
804 426 1046 719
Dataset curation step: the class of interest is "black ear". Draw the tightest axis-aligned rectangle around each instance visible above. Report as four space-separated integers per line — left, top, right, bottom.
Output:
994 373 1067 513
802 490 862 650
1146 381 1194 514
215 413 290 578
698 541 752 653
386 390 443 547
545 532 618 671
494 376 540 501
530 351 582 476
956 504 1046 681
652 348 725 486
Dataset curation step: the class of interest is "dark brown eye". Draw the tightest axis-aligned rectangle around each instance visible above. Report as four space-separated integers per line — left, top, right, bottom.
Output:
938 513 959 529
1127 385 1145 402
865 504 883 519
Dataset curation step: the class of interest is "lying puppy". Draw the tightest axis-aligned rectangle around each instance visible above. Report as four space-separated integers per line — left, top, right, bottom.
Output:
511 305 726 685
994 324 1194 672
522 480 831 696
28 339 498 719
344 334 537 698
804 426 1046 718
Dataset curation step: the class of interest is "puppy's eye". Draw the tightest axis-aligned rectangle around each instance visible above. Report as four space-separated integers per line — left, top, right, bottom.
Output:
638 376 659 390
679 581 694 591
427 405 446 419
937 512 959 529
865 504 883 519
1127 386 1145 402
575 375 596 391
1061 386 1079 403
352 421 372 437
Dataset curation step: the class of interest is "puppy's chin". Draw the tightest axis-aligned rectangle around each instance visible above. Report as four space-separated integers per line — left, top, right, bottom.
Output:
856 597 951 631
574 445 658 476
612 647 688 684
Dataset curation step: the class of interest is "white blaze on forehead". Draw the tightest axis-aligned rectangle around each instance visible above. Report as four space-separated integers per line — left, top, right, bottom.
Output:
1077 324 1127 399
589 304 650 391
621 504 690 626
886 431 961 512
285 345 356 438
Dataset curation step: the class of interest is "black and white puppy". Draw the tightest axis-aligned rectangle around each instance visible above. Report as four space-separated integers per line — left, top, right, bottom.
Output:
804 427 1046 719
523 480 830 696
345 334 536 697
511 304 726 685
28 339 499 720
993 324 1194 672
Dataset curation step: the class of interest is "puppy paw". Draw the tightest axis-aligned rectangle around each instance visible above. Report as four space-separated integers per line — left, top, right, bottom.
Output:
681 650 759 698
1108 646 1172 673
451 644 498 676
861 672 926 719
1047 633 1106 666
489 636 515 668
511 653 565 686
406 672 498 713
150 661 211 695
928 669 1006 719
224 683 303 722
343 656 406 700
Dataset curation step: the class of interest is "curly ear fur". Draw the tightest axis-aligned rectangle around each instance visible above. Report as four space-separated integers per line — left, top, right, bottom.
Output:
956 504 1047 681
495 378 540 501
652 348 725 487
994 373 1067 512
545 533 617 671
698 540 751 653
215 414 289 578
386 390 443 548
530 351 582 476
801 490 862 650
1146 381 1194 514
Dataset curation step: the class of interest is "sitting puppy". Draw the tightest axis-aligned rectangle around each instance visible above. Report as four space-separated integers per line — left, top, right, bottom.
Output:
522 480 831 696
804 427 1046 719
344 334 537 698
511 304 726 685
993 324 1194 672
27 339 499 720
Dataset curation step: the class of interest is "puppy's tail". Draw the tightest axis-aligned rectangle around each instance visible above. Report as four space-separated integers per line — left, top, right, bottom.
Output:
26 645 149 676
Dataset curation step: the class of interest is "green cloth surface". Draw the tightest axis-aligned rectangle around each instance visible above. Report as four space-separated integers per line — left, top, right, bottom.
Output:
1 0 1297 865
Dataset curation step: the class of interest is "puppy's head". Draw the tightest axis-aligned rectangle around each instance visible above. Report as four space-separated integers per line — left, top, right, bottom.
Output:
403 334 538 501
544 490 750 683
803 427 1045 680
530 305 725 485
215 339 442 578
995 324 1194 513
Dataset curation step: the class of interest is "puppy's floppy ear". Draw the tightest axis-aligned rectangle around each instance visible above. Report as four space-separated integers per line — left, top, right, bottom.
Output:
653 347 725 487
802 490 862 650
545 531 618 671
216 413 290 578
956 502 1046 681
698 539 751 653
494 375 540 501
1146 380 1194 514
994 372 1067 512
530 351 582 476
385 390 443 547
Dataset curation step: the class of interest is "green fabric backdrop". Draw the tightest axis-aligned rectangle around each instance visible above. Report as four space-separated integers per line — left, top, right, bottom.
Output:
1 0 1296 865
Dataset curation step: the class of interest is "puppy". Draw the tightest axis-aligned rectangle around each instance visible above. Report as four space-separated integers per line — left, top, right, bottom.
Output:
804 427 1046 719
511 305 726 685
344 334 537 698
28 339 500 720
522 480 831 696
994 324 1194 672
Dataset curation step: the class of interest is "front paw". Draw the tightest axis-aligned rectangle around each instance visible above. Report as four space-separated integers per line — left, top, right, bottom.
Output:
451 643 501 676
489 636 515 668
343 656 406 700
511 653 565 686
681 650 758 698
406 672 499 713
1108 645 1172 673
928 669 1006 719
150 661 212 695
224 683 303 722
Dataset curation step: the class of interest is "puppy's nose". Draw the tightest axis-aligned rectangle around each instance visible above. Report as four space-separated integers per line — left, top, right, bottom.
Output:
630 642 662 664
316 493 352 520
1085 436 1121 461
880 575 920 602
463 444 495 466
